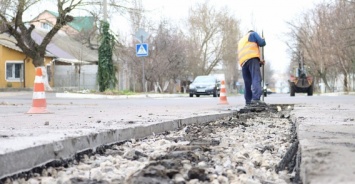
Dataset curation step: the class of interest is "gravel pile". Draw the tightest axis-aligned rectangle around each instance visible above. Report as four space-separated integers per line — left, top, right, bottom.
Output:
6 105 296 184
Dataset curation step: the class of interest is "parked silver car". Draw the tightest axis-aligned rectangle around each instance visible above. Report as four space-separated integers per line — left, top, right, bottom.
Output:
189 75 220 97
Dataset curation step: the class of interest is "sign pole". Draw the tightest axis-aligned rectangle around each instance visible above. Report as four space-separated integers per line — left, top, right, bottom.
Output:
141 36 145 93
142 58 145 93
135 28 149 93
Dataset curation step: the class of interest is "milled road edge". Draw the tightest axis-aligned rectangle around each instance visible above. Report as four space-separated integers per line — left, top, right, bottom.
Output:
289 113 302 183
0 111 235 180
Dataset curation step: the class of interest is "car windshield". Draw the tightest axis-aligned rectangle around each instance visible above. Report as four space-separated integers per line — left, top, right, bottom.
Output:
194 76 215 83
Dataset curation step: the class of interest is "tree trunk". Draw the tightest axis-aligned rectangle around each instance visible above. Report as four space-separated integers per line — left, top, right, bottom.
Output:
319 72 332 92
343 72 349 92
32 55 45 67
158 82 162 93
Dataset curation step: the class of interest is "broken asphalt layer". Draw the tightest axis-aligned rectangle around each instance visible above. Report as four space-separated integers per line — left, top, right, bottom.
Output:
1 92 355 183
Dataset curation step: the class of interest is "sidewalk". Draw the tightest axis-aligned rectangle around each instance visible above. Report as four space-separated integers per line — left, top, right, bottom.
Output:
291 96 355 184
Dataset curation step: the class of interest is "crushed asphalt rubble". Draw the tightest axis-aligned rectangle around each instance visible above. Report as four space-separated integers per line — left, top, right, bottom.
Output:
2 104 299 184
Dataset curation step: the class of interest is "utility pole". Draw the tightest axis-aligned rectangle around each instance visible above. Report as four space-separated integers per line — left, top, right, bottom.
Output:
103 0 107 22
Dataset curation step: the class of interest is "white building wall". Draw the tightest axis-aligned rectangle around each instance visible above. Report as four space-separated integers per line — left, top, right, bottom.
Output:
53 65 98 91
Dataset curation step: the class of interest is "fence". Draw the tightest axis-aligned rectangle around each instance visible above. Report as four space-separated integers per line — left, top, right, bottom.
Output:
53 65 98 92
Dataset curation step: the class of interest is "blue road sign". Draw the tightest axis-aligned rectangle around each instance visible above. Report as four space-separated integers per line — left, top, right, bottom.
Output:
136 43 149 57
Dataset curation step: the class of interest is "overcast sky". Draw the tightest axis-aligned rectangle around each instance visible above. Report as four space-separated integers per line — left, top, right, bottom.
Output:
33 0 323 74
140 0 325 74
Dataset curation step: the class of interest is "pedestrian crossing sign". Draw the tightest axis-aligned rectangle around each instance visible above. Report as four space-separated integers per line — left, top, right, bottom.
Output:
136 43 149 57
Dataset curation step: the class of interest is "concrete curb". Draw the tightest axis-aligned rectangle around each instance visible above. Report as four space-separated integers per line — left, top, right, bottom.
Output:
55 92 355 99
0 111 235 179
317 92 355 96
55 93 187 99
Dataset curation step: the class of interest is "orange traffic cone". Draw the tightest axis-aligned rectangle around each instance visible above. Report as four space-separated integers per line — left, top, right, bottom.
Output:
27 67 50 114
218 80 229 105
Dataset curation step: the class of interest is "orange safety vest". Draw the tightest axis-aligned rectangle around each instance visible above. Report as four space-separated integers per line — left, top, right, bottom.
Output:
237 33 260 67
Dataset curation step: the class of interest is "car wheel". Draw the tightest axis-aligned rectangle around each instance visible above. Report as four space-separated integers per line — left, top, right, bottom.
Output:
213 90 217 97
307 84 313 96
290 86 295 96
196 94 200 97
189 93 193 97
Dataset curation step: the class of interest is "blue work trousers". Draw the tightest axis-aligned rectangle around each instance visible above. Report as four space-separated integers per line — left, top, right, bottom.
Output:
242 58 262 104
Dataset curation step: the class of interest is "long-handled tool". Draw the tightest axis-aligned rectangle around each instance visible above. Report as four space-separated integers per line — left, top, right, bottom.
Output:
261 30 265 101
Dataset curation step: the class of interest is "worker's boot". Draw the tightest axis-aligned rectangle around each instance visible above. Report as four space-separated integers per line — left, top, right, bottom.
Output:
240 101 267 113
250 100 268 107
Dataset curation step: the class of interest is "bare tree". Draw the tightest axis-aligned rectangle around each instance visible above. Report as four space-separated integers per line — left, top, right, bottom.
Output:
186 1 224 76
287 4 334 91
186 1 241 84
219 6 241 91
330 0 355 92
286 0 355 92
128 0 144 35
0 0 83 67
144 20 188 93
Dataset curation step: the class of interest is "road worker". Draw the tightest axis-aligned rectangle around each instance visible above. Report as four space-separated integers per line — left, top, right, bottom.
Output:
237 30 266 107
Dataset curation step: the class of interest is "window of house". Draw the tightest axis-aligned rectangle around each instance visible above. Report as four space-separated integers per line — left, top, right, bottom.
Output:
6 61 23 81
41 22 51 30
